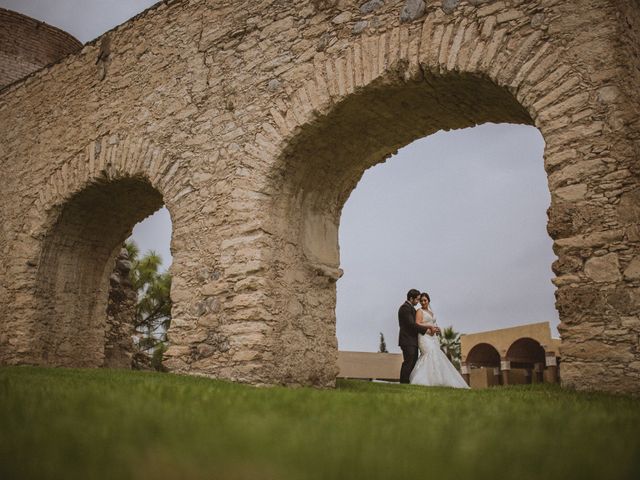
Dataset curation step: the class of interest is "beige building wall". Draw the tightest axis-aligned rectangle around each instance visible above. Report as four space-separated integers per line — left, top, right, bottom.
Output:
337 351 402 381
461 322 561 360
461 322 561 388
469 367 500 389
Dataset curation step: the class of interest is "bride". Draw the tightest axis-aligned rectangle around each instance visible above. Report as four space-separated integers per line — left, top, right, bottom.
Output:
410 292 469 389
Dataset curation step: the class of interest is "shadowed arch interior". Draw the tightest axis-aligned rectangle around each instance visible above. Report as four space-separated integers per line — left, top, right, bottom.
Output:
36 177 165 367
276 70 534 268
467 343 501 368
268 68 541 385
506 337 546 367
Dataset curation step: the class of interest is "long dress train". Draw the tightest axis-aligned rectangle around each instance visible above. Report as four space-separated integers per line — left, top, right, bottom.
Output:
410 309 469 389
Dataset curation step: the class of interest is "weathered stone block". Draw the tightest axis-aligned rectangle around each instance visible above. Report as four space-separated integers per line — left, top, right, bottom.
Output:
360 0 384 14
332 11 352 24
400 0 426 23
617 188 640 225
442 0 460 14
561 341 635 363
584 253 622 283
624 256 640 280
555 183 587 202
352 20 368 34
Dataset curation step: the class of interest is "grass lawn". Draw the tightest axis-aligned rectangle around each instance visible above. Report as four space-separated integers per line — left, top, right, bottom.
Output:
0 367 638 480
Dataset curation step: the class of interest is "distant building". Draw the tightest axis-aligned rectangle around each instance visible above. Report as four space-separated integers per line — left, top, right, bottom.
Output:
460 322 561 388
337 322 561 388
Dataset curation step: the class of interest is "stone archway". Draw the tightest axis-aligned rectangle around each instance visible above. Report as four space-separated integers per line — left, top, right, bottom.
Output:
265 69 538 387
253 3 638 392
0 134 191 369
35 178 164 367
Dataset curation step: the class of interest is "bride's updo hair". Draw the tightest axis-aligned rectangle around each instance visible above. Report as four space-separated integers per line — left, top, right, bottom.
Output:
420 292 430 302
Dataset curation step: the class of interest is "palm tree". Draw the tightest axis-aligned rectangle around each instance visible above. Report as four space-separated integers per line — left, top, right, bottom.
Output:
439 326 462 370
125 240 172 369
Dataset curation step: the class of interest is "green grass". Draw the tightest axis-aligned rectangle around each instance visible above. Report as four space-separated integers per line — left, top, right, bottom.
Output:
1 367 639 480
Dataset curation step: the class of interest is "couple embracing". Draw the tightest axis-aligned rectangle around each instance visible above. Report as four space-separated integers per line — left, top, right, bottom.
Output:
398 289 469 388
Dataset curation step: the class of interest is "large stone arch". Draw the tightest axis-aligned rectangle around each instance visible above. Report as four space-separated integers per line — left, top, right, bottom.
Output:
251 3 638 392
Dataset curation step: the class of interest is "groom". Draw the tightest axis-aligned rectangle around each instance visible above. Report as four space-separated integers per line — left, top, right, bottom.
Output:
398 288 429 384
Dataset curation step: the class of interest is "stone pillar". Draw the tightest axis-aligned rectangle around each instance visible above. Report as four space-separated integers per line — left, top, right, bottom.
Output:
544 352 559 384
500 358 511 386
460 362 470 386
533 363 544 384
493 367 501 387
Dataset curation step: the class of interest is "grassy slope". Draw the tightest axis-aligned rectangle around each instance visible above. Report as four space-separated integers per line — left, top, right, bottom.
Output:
0 366 638 480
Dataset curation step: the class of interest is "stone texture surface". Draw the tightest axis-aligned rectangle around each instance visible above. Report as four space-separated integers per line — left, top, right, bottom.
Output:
400 0 426 23
624 256 640 281
360 0 385 14
0 0 638 395
442 0 461 15
584 253 622 283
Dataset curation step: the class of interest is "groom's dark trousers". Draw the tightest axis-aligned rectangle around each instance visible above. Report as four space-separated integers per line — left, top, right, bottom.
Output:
400 346 419 384
398 301 428 384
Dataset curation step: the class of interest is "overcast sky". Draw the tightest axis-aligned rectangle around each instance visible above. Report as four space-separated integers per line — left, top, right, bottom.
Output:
3 1 559 352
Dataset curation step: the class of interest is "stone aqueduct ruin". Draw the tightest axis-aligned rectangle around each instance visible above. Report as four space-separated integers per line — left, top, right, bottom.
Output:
0 0 639 394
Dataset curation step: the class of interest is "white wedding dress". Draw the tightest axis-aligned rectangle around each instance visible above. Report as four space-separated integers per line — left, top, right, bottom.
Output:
410 309 470 389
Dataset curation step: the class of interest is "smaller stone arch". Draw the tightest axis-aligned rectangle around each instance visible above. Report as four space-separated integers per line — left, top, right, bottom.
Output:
35 178 165 366
27 134 188 368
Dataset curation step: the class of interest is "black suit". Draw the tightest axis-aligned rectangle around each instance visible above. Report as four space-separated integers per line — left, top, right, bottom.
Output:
398 301 428 384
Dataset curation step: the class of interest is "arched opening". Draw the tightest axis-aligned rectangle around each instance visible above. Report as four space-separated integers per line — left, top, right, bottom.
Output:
127 207 173 370
506 337 546 384
335 123 555 355
270 68 555 386
467 343 501 369
35 177 170 368
465 342 502 388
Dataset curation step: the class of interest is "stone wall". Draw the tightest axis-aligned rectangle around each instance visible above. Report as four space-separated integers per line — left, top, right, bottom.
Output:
0 8 81 90
548 0 640 392
0 0 638 394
